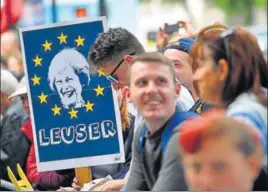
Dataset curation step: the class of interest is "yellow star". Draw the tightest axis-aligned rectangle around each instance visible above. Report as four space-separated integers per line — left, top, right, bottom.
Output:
74 35 85 47
94 85 104 96
38 92 48 104
57 33 67 44
51 104 61 116
42 40 52 51
85 101 94 112
68 108 78 119
97 69 105 77
33 55 42 67
31 75 41 86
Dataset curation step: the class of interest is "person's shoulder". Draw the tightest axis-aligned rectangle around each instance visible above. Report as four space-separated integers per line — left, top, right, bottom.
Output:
176 85 195 111
133 117 146 146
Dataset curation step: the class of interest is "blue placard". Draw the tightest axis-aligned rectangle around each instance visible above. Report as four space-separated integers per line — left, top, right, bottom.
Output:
19 17 125 172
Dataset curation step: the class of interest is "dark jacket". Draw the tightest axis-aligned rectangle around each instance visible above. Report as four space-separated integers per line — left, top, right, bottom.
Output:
0 98 29 184
189 99 214 114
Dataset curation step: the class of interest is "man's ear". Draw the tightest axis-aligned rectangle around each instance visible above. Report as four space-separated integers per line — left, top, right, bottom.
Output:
175 82 181 97
123 86 132 102
218 59 229 81
247 154 262 181
124 55 134 64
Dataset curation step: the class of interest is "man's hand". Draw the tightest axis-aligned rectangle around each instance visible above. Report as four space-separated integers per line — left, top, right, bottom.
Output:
177 20 195 37
71 177 81 191
100 179 126 191
155 27 171 50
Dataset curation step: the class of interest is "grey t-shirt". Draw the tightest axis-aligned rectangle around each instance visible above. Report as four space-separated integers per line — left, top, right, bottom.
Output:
126 122 187 191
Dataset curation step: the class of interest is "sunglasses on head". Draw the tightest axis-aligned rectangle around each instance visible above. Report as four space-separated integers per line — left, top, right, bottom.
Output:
106 52 136 83
220 28 235 65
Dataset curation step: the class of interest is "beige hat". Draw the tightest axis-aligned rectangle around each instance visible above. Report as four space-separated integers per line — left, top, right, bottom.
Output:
9 77 27 99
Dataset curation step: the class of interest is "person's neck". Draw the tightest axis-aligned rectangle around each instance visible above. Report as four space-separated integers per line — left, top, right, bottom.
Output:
145 108 176 135
189 84 199 102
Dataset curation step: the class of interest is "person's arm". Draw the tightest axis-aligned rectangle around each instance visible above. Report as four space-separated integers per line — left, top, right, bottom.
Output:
152 131 188 191
35 169 74 190
26 145 38 183
125 125 148 191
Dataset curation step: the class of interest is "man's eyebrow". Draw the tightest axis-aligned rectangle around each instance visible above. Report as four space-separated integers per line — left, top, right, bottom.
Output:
173 59 182 64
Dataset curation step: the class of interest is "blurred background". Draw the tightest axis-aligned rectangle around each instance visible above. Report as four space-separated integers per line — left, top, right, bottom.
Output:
1 0 267 52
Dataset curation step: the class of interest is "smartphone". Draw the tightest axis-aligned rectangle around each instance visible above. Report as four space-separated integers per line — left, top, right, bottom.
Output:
164 23 180 35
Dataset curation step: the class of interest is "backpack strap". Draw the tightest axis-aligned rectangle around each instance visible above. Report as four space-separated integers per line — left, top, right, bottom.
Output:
138 125 147 154
138 109 197 154
161 111 197 153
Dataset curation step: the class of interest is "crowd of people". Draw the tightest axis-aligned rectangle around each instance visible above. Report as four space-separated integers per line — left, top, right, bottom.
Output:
0 20 267 191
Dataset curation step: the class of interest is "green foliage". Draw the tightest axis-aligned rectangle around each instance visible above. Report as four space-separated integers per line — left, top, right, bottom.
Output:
255 0 268 6
208 0 267 24
208 0 267 14
139 0 185 3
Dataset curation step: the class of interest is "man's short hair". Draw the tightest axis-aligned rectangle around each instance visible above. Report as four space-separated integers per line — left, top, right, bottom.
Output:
88 27 145 70
1 70 18 96
128 52 177 84
48 48 90 91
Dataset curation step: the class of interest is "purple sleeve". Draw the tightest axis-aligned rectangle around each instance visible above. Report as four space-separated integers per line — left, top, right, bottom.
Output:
34 169 75 190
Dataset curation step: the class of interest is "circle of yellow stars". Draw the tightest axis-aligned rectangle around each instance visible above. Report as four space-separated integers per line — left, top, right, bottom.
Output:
32 34 107 119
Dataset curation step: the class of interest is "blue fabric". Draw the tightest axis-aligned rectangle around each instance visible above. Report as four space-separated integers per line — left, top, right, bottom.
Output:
164 38 195 53
120 184 126 191
232 112 267 154
138 108 198 154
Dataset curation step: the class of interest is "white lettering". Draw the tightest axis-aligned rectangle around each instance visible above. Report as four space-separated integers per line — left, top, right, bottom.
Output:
37 120 117 146
39 129 50 146
61 126 74 144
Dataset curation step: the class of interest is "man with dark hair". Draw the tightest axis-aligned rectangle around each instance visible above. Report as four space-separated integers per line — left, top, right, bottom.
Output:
87 29 196 191
88 27 194 111
88 27 145 88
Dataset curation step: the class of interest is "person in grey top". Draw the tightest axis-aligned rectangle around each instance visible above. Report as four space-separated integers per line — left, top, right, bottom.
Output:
87 28 195 191
125 52 197 191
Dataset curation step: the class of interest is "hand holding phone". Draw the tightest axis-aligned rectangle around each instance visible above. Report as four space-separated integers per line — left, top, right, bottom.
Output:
164 23 180 35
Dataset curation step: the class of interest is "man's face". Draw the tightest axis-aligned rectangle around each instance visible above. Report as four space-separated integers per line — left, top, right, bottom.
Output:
0 92 9 115
164 49 193 89
128 61 180 122
54 66 82 106
101 59 130 90
7 56 23 73
192 45 223 104
183 136 256 191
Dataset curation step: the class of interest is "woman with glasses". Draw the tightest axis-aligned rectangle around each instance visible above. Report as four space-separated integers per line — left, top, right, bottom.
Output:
191 27 268 190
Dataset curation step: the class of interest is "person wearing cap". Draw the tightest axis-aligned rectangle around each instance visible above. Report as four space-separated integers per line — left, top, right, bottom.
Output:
164 38 213 114
178 111 264 191
0 71 29 186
